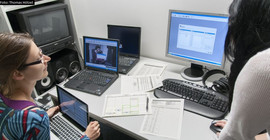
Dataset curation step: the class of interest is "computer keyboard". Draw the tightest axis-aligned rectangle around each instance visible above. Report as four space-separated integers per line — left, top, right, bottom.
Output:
50 115 82 140
154 79 229 119
119 56 135 66
74 71 112 86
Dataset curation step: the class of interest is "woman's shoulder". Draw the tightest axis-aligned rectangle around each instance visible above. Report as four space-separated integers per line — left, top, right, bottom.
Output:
245 48 270 72
251 48 270 61
255 48 270 57
0 105 50 139
23 106 48 118
0 105 48 120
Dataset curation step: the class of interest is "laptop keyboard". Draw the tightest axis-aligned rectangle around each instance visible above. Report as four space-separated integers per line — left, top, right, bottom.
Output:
74 71 113 86
50 115 82 140
119 56 136 66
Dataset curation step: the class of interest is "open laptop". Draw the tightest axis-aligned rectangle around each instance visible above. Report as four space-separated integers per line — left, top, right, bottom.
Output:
107 24 141 74
50 85 89 140
64 36 119 96
50 85 146 140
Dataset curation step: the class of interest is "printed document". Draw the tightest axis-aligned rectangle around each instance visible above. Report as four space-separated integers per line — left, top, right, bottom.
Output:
140 99 184 139
102 94 150 117
121 75 163 94
132 63 166 76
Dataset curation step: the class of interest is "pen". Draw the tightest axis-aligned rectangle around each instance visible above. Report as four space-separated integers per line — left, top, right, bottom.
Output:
146 97 149 112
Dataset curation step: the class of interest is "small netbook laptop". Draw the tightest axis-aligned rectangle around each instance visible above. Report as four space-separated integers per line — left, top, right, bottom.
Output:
50 85 89 140
64 36 119 96
107 24 141 74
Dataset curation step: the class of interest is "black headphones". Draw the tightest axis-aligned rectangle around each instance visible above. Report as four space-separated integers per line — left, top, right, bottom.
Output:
202 69 230 94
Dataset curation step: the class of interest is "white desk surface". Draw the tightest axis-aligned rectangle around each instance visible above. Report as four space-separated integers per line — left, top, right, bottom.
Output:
47 56 216 140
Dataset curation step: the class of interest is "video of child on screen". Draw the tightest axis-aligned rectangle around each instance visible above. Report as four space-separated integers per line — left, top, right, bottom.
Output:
85 43 117 69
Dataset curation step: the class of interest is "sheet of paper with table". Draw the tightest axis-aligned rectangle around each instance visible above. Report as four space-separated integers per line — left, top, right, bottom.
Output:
131 63 167 76
121 75 163 94
140 98 184 140
102 93 150 117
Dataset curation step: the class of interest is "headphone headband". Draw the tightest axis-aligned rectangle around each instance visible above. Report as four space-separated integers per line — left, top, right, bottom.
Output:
202 69 226 87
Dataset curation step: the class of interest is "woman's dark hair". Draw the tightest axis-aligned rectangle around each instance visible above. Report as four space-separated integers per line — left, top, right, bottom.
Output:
0 33 33 96
225 0 270 110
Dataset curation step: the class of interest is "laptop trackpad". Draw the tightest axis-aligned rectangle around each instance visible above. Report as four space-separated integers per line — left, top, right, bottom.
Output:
77 82 101 94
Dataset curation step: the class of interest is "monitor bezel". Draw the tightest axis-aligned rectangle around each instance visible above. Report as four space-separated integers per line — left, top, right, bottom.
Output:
16 3 74 55
166 9 228 70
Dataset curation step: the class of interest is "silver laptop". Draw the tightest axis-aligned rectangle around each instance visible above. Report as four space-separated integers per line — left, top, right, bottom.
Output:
64 36 119 96
107 24 141 74
50 85 89 140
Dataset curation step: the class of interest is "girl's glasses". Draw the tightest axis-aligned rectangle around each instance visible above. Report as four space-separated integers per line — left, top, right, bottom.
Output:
22 48 44 68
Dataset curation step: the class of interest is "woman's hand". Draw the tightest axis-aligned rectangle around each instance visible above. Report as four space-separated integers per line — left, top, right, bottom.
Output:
214 119 227 128
214 119 227 136
85 121 100 140
46 106 59 118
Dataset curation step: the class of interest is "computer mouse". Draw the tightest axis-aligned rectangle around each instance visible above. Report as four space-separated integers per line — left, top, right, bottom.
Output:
210 121 223 133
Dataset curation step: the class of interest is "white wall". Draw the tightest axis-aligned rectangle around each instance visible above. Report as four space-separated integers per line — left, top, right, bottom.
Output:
68 0 233 72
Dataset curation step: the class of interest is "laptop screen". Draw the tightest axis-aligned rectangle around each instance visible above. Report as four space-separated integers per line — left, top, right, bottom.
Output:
107 25 141 57
83 36 119 72
57 85 89 129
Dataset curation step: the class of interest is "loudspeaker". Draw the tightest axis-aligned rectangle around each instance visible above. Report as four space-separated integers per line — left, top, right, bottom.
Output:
35 62 55 95
35 49 81 95
202 69 230 94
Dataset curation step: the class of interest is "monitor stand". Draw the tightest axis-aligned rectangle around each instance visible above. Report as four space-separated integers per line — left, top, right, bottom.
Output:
180 63 204 81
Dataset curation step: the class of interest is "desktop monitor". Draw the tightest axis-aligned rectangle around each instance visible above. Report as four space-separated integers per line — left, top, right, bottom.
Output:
8 3 74 55
166 10 228 81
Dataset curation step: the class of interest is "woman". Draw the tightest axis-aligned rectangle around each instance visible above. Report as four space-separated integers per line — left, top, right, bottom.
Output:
0 33 100 139
214 0 270 139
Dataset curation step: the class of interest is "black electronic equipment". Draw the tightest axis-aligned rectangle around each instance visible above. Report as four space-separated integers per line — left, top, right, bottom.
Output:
210 120 223 133
202 69 230 94
35 49 80 95
49 49 81 83
35 62 55 95
154 79 229 119
107 24 141 74
64 36 119 96
7 3 74 55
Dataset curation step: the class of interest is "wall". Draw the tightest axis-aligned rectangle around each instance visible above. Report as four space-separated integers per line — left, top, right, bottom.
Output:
68 0 233 72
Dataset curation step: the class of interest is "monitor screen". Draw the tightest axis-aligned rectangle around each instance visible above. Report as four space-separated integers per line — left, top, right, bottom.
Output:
107 25 141 57
8 3 74 55
57 86 89 129
28 9 69 46
83 36 119 72
166 10 228 81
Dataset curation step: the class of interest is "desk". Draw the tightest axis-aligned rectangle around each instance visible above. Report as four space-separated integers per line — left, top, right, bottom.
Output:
47 56 215 140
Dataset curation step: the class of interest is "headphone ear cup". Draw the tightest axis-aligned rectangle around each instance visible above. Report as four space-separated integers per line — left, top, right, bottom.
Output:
212 78 229 94
212 80 225 93
219 77 229 91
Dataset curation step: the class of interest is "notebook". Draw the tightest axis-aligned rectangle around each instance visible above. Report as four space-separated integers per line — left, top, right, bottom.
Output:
107 24 141 74
50 85 89 140
64 36 119 96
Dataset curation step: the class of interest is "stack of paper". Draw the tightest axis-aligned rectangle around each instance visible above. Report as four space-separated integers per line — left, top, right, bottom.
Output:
140 99 184 139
